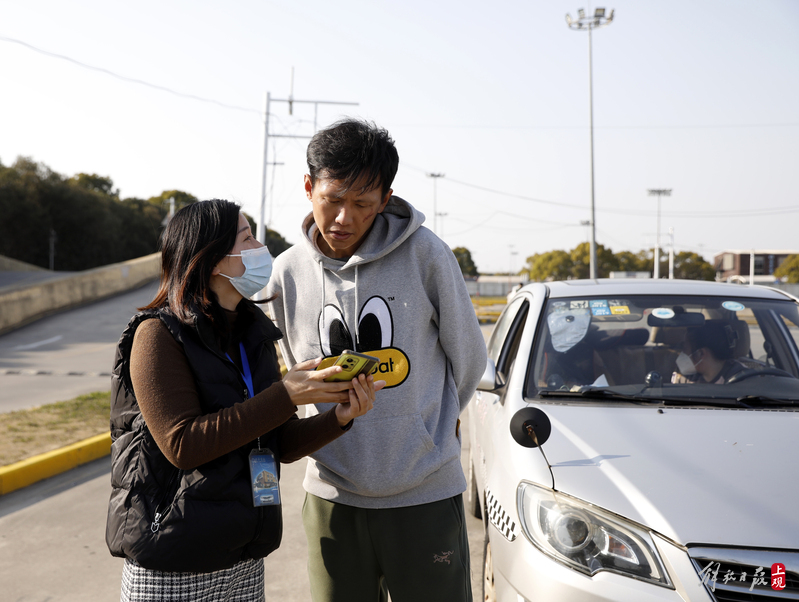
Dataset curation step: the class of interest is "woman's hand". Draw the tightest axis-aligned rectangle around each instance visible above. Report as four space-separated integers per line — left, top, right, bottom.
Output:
335 373 385 426
282 357 354 405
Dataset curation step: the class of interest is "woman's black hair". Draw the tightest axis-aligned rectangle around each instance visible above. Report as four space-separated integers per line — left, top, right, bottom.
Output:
142 199 240 329
686 321 736 361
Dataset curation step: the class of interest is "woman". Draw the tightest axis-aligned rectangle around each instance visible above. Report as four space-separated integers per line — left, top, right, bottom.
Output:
106 199 382 601
674 321 745 384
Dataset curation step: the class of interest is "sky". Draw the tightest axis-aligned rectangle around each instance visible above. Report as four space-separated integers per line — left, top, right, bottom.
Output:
1 0 798 274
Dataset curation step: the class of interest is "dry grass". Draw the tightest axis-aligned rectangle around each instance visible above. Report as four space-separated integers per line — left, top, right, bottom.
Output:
472 296 507 307
0 392 110 467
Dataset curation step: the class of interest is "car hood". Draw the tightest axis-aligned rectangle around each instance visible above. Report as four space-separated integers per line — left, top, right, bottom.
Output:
536 403 799 548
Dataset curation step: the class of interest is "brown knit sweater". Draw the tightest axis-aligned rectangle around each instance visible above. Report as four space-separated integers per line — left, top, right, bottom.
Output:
130 316 345 471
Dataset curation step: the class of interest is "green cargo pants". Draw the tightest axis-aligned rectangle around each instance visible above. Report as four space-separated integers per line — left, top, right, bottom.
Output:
302 493 472 602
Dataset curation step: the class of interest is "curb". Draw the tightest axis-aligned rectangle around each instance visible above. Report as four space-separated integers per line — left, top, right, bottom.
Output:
0 432 111 496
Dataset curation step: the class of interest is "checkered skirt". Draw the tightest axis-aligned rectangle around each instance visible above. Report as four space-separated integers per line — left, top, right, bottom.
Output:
121 557 265 602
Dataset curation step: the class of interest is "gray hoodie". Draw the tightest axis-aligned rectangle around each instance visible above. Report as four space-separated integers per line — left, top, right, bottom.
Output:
266 196 487 508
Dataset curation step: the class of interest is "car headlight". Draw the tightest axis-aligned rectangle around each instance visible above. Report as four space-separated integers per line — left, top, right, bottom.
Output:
517 482 672 588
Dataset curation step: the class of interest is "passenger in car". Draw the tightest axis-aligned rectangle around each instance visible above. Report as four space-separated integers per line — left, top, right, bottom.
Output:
672 321 747 384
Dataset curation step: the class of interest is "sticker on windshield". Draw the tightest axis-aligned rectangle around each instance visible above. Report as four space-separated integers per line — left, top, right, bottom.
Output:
592 307 611 316
722 301 746 312
610 305 630 315
652 308 675 319
569 300 588 309
590 300 608 309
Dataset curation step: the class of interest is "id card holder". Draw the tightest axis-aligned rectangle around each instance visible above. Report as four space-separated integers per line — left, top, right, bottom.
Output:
248 448 281 507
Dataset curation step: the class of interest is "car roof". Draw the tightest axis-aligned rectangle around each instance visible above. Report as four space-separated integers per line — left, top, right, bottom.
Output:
525 279 795 301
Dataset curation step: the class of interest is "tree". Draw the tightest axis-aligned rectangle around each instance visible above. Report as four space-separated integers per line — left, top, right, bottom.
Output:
523 250 573 282
774 254 799 283
147 190 199 211
569 242 619 279
452 246 479 277
671 251 715 281
616 250 649 273
70 173 118 197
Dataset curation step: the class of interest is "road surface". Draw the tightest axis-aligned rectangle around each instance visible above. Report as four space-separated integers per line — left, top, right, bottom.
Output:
0 280 159 412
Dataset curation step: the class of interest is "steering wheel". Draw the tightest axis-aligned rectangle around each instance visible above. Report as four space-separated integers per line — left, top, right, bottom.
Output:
726 367 796 384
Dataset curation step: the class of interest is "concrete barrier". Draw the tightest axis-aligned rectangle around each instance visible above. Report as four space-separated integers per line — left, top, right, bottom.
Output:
0 253 160 335
0 256 48 272
0 433 112 495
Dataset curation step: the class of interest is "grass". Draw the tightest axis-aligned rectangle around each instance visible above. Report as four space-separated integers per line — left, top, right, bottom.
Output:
0 391 110 467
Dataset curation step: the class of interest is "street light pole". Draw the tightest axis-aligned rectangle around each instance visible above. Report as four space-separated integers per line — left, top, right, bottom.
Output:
426 173 445 236
647 189 672 279
566 7 614 280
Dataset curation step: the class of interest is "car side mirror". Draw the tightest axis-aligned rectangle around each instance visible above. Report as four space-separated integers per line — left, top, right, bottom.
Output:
510 408 552 448
477 358 502 391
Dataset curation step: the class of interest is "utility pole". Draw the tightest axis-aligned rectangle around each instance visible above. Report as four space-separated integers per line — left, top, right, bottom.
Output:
257 90 358 245
647 189 671 279
566 7 614 280
49 229 57 271
426 173 445 237
668 226 675 279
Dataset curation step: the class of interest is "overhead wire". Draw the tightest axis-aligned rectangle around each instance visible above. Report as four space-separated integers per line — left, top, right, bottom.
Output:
0 34 261 114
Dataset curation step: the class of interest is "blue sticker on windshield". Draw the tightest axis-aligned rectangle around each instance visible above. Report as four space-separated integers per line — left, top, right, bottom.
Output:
652 308 675 319
722 301 745 312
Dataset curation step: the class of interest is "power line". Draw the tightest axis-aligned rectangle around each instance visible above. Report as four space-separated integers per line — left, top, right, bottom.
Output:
403 163 799 219
0 34 260 114
395 122 799 131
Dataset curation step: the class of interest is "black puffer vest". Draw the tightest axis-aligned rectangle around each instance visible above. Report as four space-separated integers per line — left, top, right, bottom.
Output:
105 303 284 573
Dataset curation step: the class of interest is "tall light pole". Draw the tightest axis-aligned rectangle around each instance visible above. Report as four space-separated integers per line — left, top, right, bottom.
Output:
647 189 672 279
426 173 445 236
566 7 614 280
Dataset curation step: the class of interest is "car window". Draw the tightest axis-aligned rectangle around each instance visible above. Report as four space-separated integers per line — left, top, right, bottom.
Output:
496 301 529 378
527 295 799 403
487 296 527 365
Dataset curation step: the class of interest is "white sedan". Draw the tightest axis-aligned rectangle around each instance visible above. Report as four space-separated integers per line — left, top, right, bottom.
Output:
467 279 799 602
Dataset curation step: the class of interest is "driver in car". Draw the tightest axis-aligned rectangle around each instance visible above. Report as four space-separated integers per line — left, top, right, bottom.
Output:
672 321 747 384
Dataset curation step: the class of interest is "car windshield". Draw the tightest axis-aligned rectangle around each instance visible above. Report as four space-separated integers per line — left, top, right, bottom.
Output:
528 294 799 404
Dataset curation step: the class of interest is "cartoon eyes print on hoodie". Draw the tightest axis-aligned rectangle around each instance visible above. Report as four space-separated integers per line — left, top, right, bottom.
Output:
318 296 393 356
357 296 393 352
317 296 410 389
319 305 352 357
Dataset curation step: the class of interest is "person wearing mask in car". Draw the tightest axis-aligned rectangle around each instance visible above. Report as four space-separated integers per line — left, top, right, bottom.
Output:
673 321 746 384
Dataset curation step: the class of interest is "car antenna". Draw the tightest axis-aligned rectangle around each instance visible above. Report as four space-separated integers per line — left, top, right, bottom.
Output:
510 408 555 490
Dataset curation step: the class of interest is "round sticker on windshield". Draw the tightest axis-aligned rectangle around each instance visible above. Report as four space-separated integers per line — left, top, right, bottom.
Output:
652 308 675 319
722 301 745 312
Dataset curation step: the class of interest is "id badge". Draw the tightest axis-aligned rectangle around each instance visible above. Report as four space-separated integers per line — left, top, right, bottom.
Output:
248 449 281 507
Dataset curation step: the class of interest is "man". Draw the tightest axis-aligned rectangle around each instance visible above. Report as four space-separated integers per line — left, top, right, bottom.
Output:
267 119 487 602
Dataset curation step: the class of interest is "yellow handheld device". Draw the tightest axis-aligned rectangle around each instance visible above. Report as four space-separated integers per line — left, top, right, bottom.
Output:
324 350 379 382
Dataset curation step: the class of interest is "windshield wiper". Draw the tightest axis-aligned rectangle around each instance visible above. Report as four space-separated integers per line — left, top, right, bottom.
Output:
736 395 798 407
538 387 656 403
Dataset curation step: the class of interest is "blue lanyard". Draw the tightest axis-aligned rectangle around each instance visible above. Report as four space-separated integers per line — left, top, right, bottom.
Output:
226 342 254 399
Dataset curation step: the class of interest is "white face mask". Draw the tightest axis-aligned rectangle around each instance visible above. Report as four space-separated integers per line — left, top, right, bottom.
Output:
676 351 698 375
219 245 273 298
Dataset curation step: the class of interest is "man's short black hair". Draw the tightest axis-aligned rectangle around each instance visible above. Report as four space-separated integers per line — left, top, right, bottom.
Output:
306 119 399 196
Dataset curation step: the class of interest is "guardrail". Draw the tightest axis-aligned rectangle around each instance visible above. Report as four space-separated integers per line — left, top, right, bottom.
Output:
0 253 160 335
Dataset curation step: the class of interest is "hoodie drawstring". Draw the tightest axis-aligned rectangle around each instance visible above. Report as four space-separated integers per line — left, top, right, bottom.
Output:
318 260 360 351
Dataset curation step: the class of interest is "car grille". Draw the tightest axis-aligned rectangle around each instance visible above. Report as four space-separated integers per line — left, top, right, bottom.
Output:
689 547 799 601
